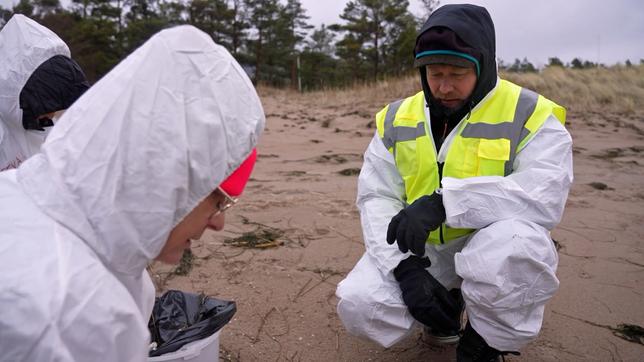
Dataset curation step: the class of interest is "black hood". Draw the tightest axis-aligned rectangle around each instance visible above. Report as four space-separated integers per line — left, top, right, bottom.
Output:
416 4 496 122
19 55 90 131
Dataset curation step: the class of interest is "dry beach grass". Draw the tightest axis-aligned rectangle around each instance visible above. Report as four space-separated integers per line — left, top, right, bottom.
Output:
148 65 644 361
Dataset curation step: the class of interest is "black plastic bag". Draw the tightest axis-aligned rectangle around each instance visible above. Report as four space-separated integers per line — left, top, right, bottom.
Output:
148 290 236 357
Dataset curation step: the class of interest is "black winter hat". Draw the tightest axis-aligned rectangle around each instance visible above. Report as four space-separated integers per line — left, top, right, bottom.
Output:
20 54 90 131
414 26 482 76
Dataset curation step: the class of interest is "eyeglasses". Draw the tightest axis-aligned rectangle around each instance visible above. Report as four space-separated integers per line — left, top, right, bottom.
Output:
211 187 238 217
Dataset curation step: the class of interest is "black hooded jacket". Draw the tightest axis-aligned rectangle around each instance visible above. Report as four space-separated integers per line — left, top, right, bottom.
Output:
417 4 497 149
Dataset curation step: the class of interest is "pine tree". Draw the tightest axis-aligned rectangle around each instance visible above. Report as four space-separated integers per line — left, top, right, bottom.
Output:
308 24 334 56
12 0 35 16
229 0 250 56
122 0 168 53
548 57 564 67
245 0 275 83
280 0 311 89
333 0 413 81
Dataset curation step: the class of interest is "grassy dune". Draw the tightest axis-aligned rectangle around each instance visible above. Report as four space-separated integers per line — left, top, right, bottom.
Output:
276 65 644 115
503 65 644 114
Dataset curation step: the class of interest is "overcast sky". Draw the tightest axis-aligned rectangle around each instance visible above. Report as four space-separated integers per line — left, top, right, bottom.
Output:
301 0 644 66
2 0 642 66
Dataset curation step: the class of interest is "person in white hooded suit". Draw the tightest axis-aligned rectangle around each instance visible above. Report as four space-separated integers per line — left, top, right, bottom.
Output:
0 24 264 361
0 14 90 170
336 4 572 361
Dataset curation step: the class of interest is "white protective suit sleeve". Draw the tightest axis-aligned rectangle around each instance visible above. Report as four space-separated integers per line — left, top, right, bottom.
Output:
441 115 573 230
356 134 408 275
0 14 70 170
1 25 264 361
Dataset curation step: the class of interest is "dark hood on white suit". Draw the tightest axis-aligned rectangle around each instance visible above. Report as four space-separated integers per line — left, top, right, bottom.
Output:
0 14 76 169
417 4 497 123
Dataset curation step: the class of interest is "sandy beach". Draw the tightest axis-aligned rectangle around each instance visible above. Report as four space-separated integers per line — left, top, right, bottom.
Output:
149 86 644 361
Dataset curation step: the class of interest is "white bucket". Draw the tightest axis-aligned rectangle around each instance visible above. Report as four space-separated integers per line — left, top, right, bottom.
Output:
148 330 220 362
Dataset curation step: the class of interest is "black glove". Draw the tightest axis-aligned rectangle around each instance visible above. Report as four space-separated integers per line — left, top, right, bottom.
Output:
387 192 446 257
394 256 460 334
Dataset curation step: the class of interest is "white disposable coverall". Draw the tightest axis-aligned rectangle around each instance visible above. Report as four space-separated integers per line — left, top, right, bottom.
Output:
0 14 70 170
0 25 264 361
336 79 573 351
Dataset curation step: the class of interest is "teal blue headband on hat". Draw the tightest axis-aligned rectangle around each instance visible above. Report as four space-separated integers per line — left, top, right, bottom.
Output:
415 50 480 77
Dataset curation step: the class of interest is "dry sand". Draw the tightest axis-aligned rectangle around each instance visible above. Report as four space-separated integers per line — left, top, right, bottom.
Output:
149 90 644 361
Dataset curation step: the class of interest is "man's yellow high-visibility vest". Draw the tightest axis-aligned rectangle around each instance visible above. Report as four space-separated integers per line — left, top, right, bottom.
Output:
376 79 566 244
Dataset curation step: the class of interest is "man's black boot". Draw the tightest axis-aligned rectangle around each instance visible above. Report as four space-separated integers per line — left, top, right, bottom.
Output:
456 322 502 362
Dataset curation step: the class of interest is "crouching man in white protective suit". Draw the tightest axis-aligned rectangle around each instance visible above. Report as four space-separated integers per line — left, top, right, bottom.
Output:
336 4 573 361
0 25 264 361
0 14 90 171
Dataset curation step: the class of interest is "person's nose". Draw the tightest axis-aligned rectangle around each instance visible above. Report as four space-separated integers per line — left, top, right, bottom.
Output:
208 212 225 231
438 78 454 94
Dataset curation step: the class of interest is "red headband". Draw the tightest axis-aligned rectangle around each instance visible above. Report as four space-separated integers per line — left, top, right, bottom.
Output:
219 148 257 197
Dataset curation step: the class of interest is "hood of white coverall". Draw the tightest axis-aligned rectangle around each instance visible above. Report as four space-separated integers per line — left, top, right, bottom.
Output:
0 14 70 129
17 25 265 278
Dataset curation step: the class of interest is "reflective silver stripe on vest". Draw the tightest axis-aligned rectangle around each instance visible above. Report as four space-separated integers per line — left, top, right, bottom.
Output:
461 122 515 139
460 88 538 175
382 99 404 150
389 123 426 153
507 88 538 175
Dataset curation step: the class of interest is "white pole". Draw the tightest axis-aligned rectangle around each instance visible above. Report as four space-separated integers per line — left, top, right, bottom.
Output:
297 55 302 92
